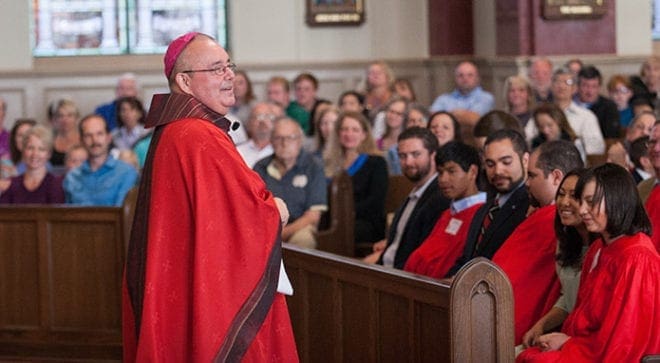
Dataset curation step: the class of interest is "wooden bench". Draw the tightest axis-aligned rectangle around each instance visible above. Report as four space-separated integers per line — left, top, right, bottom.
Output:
317 171 355 257
0 203 132 361
284 245 515 362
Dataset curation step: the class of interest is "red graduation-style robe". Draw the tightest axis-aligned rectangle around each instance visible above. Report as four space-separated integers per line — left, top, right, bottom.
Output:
123 94 298 362
645 185 660 252
492 204 561 345
517 233 660 363
404 202 484 278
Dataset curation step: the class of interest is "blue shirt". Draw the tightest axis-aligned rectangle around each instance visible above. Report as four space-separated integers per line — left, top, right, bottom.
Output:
94 100 118 131
64 156 138 206
429 86 494 115
253 151 327 221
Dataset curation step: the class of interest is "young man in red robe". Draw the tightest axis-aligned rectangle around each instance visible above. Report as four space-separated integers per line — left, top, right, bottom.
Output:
643 120 660 252
122 32 298 362
404 141 486 278
493 140 583 345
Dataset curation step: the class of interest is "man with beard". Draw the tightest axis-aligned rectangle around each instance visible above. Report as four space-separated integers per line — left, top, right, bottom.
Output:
122 32 298 362
446 129 530 276
492 140 583 345
63 114 137 206
366 127 450 269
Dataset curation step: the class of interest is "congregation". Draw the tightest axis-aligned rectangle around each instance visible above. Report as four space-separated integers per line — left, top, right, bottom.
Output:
1 53 660 361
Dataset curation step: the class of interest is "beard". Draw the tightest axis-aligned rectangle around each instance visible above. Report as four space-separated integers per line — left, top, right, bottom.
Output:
403 162 431 183
490 174 524 194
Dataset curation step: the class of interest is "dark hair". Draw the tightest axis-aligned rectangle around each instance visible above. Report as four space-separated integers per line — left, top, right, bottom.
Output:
436 141 481 172
79 114 110 135
339 90 365 107
535 140 584 177
630 95 655 110
555 168 593 268
9 118 37 164
428 111 462 142
473 110 522 138
393 78 417 102
234 69 255 103
577 65 602 84
484 128 529 158
533 103 577 141
115 96 146 128
398 126 438 154
293 72 319 90
574 163 652 239
630 136 650 169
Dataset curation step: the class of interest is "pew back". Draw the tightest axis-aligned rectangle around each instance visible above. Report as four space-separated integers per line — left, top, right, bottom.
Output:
0 205 126 360
284 245 515 363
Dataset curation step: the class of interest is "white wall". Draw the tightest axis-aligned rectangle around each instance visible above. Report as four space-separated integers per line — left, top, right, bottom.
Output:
0 1 32 71
229 0 429 63
616 0 652 55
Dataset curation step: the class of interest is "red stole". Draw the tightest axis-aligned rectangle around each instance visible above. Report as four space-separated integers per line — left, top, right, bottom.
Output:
645 185 660 252
492 204 560 345
123 93 298 362
404 202 484 278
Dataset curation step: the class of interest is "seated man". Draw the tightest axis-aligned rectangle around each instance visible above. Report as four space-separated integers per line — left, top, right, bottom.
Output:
367 127 450 268
574 65 620 138
237 102 282 168
64 114 138 206
446 129 530 277
630 136 655 184
493 140 583 345
429 61 494 128
404 141 486 278
253 118 327 248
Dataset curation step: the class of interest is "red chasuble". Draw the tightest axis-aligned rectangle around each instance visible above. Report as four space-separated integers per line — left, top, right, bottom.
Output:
492 204 561 345
404 202 484 278
123 94 298 362
517 233 660 363
645 185 660 252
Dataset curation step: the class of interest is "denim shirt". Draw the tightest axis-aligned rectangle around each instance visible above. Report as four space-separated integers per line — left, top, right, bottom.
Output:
64 156 138 206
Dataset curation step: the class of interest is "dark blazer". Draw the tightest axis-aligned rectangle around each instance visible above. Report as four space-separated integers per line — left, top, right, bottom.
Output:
378 176 450 269
589 95 620 138
446 184 530 277
353 155 389 243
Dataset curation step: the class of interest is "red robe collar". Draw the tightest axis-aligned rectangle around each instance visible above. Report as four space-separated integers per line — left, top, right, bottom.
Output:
145 93 231 132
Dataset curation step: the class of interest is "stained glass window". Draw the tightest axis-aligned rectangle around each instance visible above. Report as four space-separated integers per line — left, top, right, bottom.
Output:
33 0 227 56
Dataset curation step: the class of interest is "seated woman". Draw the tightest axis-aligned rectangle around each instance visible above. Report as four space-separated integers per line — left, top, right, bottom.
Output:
0 125 64 204
112 96 149 150
519 169 593 351
517 163 659 362
531 103 586 161
1 119 37 191
324 111 388 244
48 98 81 167
427 111 461 148
312 106 339 159
504 75 535 129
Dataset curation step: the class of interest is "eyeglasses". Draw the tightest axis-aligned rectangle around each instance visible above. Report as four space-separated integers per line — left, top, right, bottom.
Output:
553 78 574 86
254 113 277 122
646 139 660 149
182 62 237 77
272 135 301 143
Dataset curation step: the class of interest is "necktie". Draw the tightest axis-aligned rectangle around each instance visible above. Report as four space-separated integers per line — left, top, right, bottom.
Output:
475 199 499 255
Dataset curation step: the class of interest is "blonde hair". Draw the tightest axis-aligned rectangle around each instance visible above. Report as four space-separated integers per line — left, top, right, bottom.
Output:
503 75 535 113
365 60 395 92
323 111 379 177
22 124 54 152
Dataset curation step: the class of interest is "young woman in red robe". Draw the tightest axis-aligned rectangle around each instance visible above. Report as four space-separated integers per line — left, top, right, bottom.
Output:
517 163 660 363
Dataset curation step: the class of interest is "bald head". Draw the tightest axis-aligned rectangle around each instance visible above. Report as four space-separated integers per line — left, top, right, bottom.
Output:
455 61 480 94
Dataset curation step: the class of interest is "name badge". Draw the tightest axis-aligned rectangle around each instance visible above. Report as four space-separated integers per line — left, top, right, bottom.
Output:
445 218 462 235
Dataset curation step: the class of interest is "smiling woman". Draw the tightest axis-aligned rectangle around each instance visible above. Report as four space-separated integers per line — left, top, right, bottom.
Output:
517 163 660 362
0 125 65 204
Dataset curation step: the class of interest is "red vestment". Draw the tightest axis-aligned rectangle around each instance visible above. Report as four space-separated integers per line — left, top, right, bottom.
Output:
492 205 561 345
517 233 660 362
123 94 298 362
645 185 660 252
404 202 484 278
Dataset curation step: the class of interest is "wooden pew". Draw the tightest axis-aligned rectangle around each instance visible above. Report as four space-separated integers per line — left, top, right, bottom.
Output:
284 245 515 362
316 171 355 257
0 204 131 361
